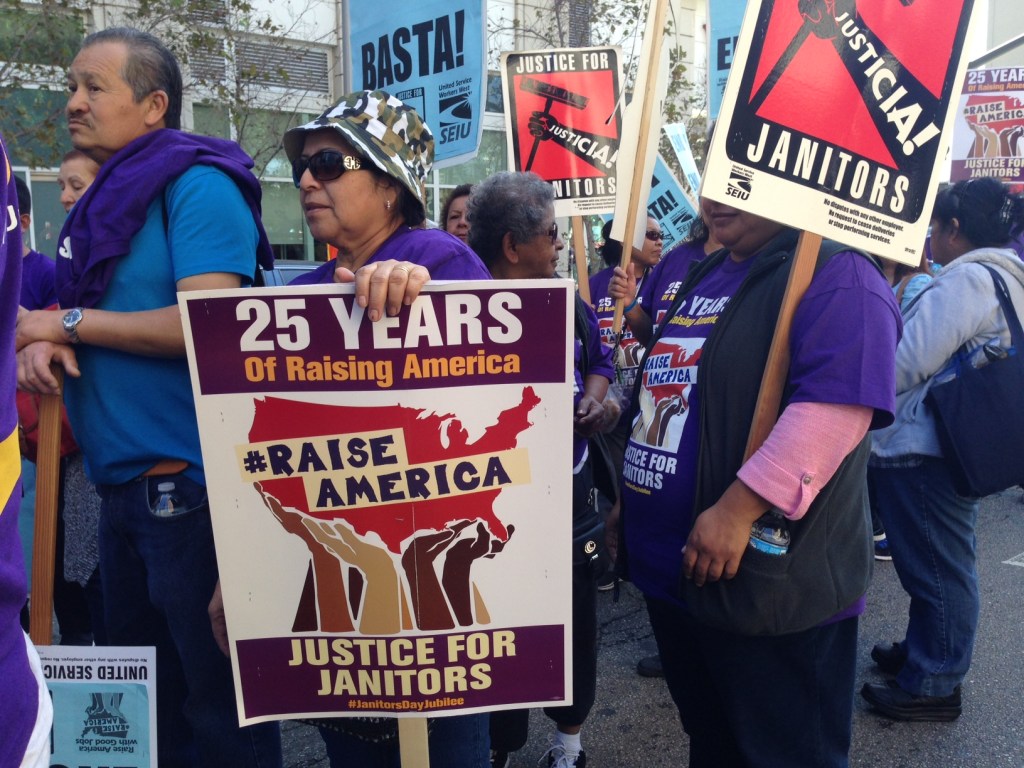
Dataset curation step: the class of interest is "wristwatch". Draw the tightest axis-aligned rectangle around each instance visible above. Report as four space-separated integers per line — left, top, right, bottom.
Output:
62 307 84 344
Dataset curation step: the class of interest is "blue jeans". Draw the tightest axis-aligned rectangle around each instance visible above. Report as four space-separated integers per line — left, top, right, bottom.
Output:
646 596 858 768
98 473 281 768
320 713 489 767
868 459 980 697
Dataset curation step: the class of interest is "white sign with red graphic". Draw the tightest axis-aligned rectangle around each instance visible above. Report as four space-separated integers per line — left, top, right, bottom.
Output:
703 0 979 265
951 67 1024 188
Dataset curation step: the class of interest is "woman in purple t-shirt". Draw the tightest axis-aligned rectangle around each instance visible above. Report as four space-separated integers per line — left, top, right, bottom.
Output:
281 89 491 768
589 215 663 385
621 199 900 767
468 171 613 768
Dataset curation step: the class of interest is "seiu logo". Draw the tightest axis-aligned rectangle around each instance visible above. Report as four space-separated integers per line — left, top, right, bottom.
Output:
726 177 751 200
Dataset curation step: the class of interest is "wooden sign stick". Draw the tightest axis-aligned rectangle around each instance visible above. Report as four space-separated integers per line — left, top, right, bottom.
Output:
398 717 430 767
611 0 671 337
743 230 822 461
29 365 64 645
572 216 591 304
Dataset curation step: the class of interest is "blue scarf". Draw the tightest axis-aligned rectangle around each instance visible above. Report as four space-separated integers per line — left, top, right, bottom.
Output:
56 129 275 308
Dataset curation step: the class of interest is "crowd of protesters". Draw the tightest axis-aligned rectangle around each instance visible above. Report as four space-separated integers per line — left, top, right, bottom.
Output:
4 23 1024 768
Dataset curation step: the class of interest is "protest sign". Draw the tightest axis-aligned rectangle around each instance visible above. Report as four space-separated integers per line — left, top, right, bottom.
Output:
663 123 703 198
40 646 157 767
609 0 671 336
347 0 487 167
708 0 745 119
603 156 696 252
951 66 1024 185
649 155 698 251
703 0 978 265
180 281 574 725
501 47 622 217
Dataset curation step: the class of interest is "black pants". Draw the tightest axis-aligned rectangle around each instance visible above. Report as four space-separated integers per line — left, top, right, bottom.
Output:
646 596 858 768
490 461 601 749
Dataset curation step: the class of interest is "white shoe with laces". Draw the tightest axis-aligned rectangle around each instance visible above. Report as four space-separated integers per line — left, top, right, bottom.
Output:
539 742 587 767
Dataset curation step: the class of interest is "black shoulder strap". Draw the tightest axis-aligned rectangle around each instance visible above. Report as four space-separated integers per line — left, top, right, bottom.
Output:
574 292 590 375
981 264 1024 347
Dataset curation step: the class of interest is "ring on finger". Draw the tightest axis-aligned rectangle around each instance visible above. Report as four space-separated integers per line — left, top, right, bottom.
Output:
392 265 412 276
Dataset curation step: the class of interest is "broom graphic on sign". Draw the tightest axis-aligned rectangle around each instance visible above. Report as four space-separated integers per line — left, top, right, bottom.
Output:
748 0 935 163
521 77 589 172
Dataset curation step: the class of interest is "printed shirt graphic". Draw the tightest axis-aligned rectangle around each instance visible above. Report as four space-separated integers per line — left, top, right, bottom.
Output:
590 267 645 388
638 240 708 334
623 256 753 604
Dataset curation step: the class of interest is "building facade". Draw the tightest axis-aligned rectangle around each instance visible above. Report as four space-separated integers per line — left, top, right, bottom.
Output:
3 0 706 263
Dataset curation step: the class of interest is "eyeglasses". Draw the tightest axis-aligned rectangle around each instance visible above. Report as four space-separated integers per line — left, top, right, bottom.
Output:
542 222 559 243
645 230 664 242
292 149 362 187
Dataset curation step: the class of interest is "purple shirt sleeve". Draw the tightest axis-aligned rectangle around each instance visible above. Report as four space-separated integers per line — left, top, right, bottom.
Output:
19 250 57 310
290 259 336 286
583 300 614 383
291 228 490 287
788 252 901 429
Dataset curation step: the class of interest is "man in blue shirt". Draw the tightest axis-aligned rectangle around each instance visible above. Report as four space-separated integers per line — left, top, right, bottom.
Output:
15 28 280 767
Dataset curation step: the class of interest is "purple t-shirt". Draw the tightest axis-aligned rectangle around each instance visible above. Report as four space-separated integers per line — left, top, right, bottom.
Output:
623 255 753 601
638 240 706 333
574 300 614 470
589 266 645 388
290 226 491 285
624 251 899 604
2 137 37 766
20 248 57 310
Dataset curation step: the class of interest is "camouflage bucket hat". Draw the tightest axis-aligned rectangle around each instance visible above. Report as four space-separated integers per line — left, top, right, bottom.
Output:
283 90 434 217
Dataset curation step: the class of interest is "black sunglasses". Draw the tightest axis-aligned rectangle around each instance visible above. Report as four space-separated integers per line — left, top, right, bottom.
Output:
292 149 362 187
542 222 559 243
645 230 664 241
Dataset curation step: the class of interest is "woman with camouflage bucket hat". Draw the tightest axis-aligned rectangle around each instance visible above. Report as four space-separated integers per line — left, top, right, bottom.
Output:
285 90 493 766
287 90 489 308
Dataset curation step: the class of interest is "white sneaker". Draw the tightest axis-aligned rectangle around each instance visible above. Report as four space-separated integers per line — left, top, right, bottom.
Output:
539 742 587 767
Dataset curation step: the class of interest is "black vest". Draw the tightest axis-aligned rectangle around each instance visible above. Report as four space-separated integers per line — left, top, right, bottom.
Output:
633 229 878 635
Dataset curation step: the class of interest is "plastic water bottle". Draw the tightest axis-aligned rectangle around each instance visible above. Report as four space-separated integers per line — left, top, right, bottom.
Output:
152 482 180 518
749 510 790 555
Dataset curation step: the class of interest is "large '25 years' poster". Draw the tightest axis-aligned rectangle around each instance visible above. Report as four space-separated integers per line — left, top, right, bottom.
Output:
180 281 575 725
703 0 977 265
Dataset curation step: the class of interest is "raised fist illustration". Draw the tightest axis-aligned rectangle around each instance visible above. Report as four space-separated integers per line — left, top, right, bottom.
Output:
529 111 560 139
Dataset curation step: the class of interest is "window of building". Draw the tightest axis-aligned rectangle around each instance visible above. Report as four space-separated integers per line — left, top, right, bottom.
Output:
261 180 307 261
428 128 508 222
